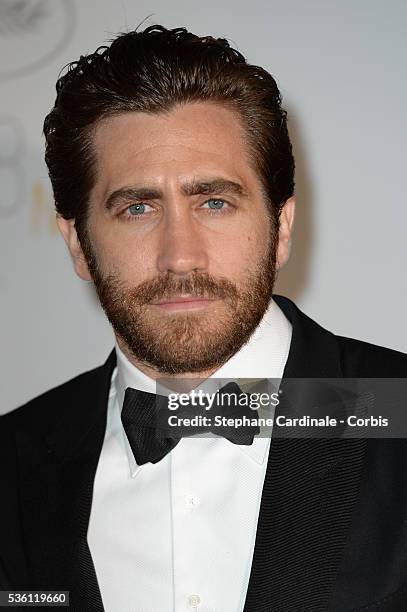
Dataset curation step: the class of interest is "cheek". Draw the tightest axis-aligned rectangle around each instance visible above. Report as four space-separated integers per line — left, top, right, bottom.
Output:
242 216 271 258
89 223 155 280
210 227 268 278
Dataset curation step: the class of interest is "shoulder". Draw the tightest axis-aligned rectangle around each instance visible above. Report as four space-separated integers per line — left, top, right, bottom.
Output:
0 356 113 431
273 294 407 377
336 334 407 377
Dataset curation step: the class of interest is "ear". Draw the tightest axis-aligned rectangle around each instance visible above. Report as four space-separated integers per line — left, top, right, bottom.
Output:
276 196 295 270
56 214 92 281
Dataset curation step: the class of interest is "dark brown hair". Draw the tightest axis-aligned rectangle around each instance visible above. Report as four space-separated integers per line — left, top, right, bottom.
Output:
43 24 295 243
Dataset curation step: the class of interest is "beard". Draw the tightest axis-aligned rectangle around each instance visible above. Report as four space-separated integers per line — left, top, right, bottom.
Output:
82 230 278 375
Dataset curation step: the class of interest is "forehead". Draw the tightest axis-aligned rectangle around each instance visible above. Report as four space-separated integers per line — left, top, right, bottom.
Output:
90 102 257 195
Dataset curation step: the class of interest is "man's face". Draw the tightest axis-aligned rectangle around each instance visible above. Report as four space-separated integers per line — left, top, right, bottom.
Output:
59 102 294 376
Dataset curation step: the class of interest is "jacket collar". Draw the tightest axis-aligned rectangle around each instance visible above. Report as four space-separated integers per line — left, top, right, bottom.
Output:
243 296 366 611
273 294 343 378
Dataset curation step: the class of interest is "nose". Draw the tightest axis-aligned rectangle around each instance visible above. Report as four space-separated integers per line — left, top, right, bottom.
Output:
156 207 209 276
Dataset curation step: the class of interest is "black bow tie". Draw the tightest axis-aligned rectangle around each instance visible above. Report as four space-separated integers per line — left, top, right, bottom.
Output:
120 382 261 465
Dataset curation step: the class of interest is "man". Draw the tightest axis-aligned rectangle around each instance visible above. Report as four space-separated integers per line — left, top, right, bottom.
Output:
1 24 407 612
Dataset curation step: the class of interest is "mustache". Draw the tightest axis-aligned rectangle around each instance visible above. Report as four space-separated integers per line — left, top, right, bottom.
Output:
104 270 239 305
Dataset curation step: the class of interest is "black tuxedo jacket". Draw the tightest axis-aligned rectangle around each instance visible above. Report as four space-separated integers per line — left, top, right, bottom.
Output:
2 295 407 612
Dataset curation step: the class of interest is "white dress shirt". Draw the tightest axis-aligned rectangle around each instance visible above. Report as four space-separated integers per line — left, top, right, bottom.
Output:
87 298 292 612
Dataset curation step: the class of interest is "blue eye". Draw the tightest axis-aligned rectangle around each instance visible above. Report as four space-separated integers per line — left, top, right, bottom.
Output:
205 199 225 210
128 203 147 215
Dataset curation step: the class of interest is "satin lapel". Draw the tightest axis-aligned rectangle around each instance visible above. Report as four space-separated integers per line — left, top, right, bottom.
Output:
16 351 116 611
243 295 368 612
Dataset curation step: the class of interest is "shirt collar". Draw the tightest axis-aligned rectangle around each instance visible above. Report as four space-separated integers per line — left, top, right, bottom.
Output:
113 297 292 475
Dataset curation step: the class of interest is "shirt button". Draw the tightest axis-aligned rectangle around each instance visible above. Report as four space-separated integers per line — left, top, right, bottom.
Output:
185 495 200 508
188 594 201 608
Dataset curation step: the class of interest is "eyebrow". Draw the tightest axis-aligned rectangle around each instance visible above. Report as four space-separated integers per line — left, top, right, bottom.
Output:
104 178 248 211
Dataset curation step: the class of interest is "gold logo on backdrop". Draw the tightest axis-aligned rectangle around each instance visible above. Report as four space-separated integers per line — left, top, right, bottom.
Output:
31 181 57 235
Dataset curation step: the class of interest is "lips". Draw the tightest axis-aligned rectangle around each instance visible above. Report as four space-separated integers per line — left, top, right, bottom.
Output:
152 295 213 305
150 294 218 312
